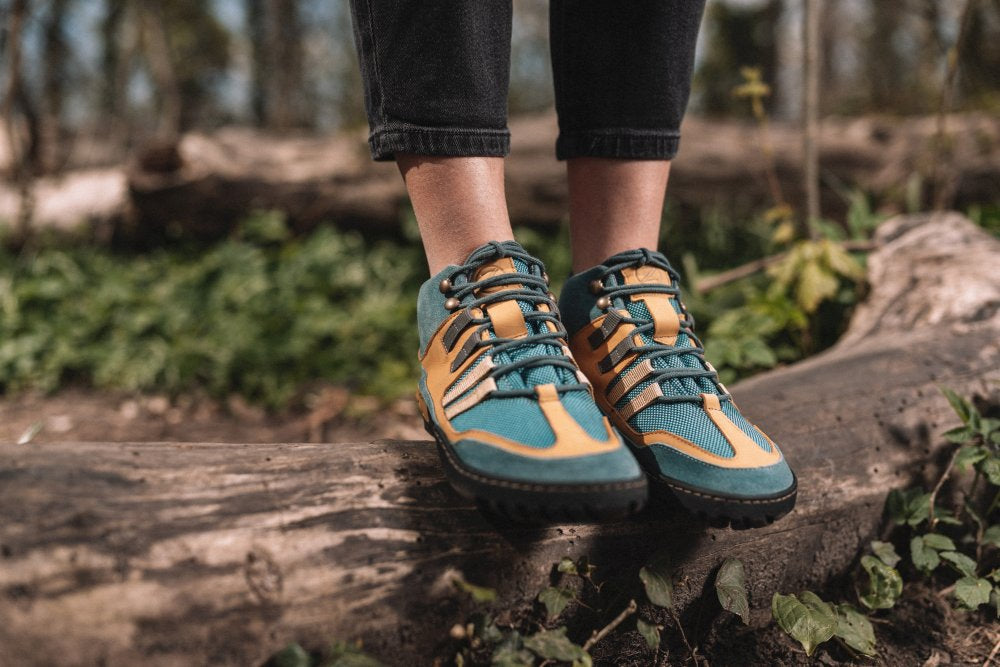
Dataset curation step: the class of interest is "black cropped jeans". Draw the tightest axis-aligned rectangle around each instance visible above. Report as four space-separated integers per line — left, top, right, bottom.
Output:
348 1 705 162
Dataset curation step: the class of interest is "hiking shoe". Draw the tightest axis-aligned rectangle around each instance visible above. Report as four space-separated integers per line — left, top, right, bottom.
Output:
415 240 647 522
558 248 796 526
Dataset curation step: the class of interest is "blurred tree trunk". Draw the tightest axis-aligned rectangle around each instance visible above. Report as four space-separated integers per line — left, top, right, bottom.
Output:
41 0 71 173
802 0 821 230
267 0 306 130
1 0 40 233
139 0 182 140
247 0 268 126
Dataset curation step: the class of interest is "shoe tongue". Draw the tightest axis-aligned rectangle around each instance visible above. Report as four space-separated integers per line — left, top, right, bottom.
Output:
602 250 718 397
460 241 572 391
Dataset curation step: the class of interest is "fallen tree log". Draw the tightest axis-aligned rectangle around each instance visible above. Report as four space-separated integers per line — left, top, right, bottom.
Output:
1 114 998 240
1 213 998 666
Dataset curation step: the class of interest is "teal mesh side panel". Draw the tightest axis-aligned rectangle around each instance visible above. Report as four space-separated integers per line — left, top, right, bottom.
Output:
630 401 735 458
562 390 611 440
625 300 716 396
722 401 773 452
451 396 555 447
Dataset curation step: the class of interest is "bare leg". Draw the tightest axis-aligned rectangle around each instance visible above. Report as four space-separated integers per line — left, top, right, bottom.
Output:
396 154 514 275
566 157 671 273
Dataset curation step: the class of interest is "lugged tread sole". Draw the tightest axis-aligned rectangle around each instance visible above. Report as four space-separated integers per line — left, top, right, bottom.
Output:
648 471 797 529
423 419 648 524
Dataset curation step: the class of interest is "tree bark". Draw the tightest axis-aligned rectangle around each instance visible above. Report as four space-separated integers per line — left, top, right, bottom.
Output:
1 213 998 665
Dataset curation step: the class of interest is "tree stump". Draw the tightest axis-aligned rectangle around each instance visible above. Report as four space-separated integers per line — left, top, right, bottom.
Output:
1 213 998 665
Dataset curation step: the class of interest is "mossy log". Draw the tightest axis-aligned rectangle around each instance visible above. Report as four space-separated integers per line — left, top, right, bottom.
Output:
1 213 999 665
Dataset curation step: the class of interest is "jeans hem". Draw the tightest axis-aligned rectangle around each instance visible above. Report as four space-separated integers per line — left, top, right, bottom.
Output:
369 126 511 161
556 129 681 161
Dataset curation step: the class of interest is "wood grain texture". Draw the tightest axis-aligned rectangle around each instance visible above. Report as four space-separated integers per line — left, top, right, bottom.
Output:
1 214 999 665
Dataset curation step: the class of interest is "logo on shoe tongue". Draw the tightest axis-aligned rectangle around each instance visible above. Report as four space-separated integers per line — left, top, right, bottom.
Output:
474 258 519 288
635 264 667 283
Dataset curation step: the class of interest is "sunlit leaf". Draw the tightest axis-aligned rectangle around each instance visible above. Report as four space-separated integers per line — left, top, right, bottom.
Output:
715 558 750 624
859 556 902 610
954 577 992 609
538 587 575 622
870 541 900 568
453 577 497 603
771 592 837 656
940 551 977 578
636 618 661 651
833 604 877 657
939 387 973 424
523 628 591 666
910 536 941 573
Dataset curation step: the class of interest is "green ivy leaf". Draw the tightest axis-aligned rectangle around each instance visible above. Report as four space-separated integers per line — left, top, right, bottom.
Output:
910 536 941 573
271 643 312 667
939 387 974 424
871 541 901 568
639 559 674 609
714 557 750 624
981 457 1000 487
953 577 992 609
538 587 575 622
940 551 978 578
557 557 578 575
886 488 931 527
771 592 837 656
453 577 497 603
954 444 988 469
859 556 903 610
944 427 975 444
523 628 591 666
833 604 877 658
327 641 384 667
922 534 957 551
983 525 1000 548
491 632 533 667
636 618 661 651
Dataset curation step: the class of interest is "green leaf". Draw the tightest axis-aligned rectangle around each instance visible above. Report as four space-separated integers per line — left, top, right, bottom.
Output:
636 618 661 651
870 541 901 568
771 592 837 656
981 457 1000 486
921 533 957 551
557 557 578 575
271 643 312 667
940 551 977 578
639 559 674 609
953 577 992 609
714 557 750 624
859 556 903 610
538 587 575 622
490 632 533 667
454 577 497 603
795 258 839 313
833 604 877 658
523 628 591 666
910 536 941 573
886 488 931 527
983 525 1000 548
944 427 976 445
939 387 973 424
327 641 384 667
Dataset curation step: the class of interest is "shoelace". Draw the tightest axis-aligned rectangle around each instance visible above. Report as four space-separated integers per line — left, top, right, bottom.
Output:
441 242 588 399
595 248 730 406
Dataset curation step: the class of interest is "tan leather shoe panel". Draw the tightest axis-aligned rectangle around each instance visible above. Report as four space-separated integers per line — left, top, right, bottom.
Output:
620 266 679 345
486 299 528 339
568 310 643 398
422 308 619 459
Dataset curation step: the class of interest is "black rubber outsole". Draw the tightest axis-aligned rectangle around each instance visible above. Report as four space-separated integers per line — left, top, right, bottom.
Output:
424 420 648 523
647 470 797 529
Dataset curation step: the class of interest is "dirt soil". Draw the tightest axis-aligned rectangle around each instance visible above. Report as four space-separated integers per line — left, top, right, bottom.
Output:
0 388 426 445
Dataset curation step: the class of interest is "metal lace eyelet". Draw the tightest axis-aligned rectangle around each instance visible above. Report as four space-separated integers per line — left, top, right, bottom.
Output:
589 280 604 294
439 278 452 293
596 296 611 310
444 297 461 310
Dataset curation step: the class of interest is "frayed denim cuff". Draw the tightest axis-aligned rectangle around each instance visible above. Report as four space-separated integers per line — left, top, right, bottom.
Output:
555 129 681 161
369 125 510 161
